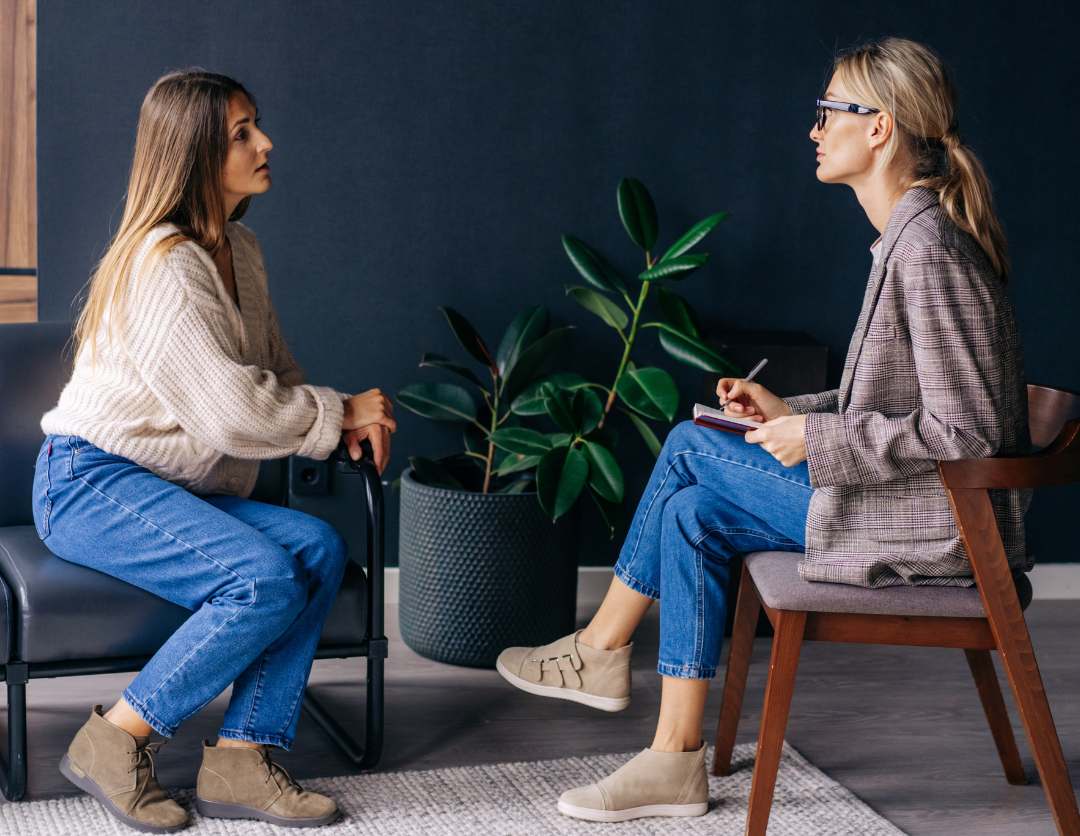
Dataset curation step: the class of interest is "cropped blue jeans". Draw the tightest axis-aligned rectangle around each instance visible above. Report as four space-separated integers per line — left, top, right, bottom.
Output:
32 435 349 749
615 421 813 679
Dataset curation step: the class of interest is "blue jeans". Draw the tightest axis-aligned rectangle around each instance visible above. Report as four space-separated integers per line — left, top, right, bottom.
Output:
615 421 813 679
32 436 349 749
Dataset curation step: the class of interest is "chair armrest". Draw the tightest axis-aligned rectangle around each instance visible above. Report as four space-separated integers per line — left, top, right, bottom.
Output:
938 419 1080 490
328 438 385 645
331 438 375 470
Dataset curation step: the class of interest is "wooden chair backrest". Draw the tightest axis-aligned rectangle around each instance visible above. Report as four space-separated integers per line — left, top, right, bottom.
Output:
1028 384 1080 449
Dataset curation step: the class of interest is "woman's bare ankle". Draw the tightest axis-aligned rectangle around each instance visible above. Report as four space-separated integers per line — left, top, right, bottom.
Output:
649 733 703 753
215 737 263 749
102 699 154 739
576 627 627 652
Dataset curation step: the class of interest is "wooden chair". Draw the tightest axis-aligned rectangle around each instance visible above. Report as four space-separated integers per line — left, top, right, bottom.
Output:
712 383 1080 836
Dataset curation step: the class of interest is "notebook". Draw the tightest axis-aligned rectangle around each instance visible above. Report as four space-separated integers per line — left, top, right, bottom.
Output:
692 403 763 435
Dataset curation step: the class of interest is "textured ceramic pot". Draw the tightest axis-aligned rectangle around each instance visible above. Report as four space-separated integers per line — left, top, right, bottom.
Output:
398 468 580 668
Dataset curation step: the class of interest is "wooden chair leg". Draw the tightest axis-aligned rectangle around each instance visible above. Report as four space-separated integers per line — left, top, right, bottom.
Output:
950 488 1080 836
964 648 1027 786
746 609 806 836
993 619 1080 835
713 561 761 776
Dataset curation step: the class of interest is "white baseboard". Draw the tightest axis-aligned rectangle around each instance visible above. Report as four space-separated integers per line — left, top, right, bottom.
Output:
383 564 1080 606
1027 563 1080 600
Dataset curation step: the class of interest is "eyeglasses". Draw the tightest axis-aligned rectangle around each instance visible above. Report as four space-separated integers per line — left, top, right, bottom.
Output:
815 99 880 131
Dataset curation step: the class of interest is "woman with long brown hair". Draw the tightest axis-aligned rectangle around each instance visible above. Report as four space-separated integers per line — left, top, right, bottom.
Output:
497 37 1029 822
33 71 395 831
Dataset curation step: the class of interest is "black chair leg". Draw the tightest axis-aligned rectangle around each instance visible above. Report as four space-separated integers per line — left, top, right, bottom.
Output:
0 662 29 801
303 655 384 770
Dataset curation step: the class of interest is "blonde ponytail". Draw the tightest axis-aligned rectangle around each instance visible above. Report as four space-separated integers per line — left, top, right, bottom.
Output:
835 38 1011 282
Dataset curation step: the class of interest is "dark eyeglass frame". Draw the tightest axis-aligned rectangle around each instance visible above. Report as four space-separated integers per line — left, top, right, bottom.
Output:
815 99 880 131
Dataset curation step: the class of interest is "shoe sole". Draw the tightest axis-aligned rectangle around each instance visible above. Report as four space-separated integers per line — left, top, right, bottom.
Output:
195 796 341 828
60 756 189 833
496 659 630 712
557 800 709 822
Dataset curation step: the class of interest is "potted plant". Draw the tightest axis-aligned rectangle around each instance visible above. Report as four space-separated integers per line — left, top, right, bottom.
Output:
396 178 737 667
395 306 579 667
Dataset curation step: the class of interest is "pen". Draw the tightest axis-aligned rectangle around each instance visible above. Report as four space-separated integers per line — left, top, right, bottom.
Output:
719 358 769 408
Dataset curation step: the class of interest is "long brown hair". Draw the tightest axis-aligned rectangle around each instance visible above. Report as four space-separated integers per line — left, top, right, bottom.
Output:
74 70 256 364
834 38 1011 282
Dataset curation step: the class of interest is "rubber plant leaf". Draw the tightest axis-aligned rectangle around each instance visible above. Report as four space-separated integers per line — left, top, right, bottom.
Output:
501 327 571 404
638 254 707 282
566 286 629 331
654 323 741 375
510 372 588 416
408 456 466 491
488 427 554 456
615 367 679 422
617 177 659 252
572 387 604 436
561 235 628 296
659 212 729 263
587 484 624 538
397 382 477 422
582 424 619 453
496 306 549 377
536 445 589 520
544 386 578 433
439 306 495 370
624 410 663 459
420 352 488 392
496 453 543 476
655 286 703 340
582 440 625 503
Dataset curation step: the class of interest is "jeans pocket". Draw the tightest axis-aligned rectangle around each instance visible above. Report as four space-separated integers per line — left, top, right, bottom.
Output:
33 440 54 539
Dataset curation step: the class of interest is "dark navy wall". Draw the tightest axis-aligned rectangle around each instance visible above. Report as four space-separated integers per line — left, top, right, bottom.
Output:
38 1 1080 565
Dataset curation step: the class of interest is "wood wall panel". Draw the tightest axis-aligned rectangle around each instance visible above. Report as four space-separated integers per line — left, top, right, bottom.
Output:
0 0 37 323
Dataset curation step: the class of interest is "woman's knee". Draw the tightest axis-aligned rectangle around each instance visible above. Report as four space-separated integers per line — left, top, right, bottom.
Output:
662 485 716 545
298 516 349 576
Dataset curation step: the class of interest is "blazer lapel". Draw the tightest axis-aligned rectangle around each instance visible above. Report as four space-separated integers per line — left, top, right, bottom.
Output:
838 187 939 412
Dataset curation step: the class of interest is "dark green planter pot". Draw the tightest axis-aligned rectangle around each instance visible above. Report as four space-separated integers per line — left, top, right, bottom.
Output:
398 468 579 668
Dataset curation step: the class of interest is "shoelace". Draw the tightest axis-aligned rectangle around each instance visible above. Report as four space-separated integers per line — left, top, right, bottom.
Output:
260 748 303 792
127 740 167 810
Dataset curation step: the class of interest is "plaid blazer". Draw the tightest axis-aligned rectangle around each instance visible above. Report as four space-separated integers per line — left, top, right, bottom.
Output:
784 187 1031 588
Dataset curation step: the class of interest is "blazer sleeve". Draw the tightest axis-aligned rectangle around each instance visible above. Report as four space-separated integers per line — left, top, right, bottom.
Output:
784 390 840 415
127 243 345 461
803 244 1005 489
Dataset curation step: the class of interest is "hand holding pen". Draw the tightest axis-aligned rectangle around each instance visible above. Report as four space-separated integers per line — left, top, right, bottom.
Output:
719 358 768 408
716 359 796 423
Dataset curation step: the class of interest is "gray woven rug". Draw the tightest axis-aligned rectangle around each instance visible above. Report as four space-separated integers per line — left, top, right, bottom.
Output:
0 742 906 835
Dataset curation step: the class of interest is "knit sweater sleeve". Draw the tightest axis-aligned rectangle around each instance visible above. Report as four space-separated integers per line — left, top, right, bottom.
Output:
126 240 343 461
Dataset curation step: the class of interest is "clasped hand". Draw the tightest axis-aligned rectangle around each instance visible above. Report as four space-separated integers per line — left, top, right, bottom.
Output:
341 389 396 474
716 378 808 467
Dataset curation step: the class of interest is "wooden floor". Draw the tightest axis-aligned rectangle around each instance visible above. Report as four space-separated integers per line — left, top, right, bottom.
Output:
5 600 1079 835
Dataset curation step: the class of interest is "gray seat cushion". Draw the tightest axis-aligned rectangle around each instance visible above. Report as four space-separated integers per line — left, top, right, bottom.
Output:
0 525 366 664
744 550 1033 618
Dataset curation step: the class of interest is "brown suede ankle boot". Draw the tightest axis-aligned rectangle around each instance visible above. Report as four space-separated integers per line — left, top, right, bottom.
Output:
195 741 340 827
59 705 189 833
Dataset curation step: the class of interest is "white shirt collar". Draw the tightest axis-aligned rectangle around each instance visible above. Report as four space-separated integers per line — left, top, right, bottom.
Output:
870 236 883 266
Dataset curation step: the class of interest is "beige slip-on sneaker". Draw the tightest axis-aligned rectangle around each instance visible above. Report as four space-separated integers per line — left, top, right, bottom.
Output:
496 631 632 712
59 705 189 833
195 741 340 828
557 743 710 822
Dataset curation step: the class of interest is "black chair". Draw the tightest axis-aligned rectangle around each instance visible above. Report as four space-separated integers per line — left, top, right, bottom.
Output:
0 321 386 801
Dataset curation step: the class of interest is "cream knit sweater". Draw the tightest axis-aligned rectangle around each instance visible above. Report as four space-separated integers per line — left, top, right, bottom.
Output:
42 222 346 497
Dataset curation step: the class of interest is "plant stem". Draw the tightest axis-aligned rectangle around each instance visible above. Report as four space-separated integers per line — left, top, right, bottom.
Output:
483 372 500 493
599 277 651 428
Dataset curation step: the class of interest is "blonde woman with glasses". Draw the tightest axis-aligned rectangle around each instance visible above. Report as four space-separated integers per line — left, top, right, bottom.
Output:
497 37 1029 822
33 71 396 831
